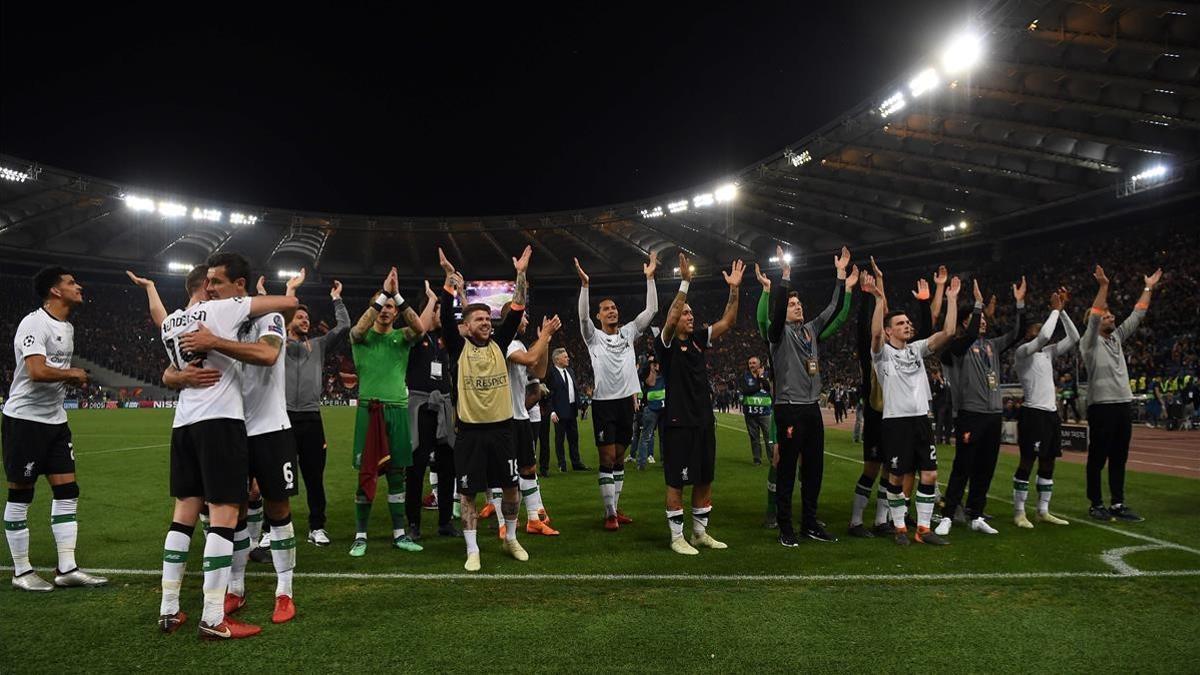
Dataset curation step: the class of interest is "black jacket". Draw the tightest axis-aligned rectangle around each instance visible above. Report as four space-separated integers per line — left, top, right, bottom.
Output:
545 365 580 420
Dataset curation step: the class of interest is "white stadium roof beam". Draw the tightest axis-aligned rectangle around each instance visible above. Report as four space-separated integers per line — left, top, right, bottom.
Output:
755 176 933 228
844 142 1086 190
985 60 1200 101
816 158 1038 209
923 111 1179 159
772 171 988 219
518 228 566 271
967 87 1200 132
880 124 1123 174
739 191 876 244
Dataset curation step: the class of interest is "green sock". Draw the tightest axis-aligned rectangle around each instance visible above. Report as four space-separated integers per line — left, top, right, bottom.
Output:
765 466 777 515
386 470 407 532
354 489 372 534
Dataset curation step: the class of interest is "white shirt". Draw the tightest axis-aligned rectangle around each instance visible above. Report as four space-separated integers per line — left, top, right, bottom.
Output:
162 297 252 428
872 338 933 419
506 340 530 422
239 312 291 437
1015 310 1080 413
558 367 575 403
528 385 543 423
4 309 74 424
578 279 658 400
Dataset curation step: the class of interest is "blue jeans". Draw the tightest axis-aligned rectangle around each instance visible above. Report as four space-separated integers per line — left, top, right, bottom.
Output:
636 406 661 465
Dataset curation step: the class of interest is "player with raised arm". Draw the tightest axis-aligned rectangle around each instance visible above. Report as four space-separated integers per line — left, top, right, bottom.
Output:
347 267 429 557
767 245 856 546
868 257 959 546
574 251 659 530
145 255 298 639
1080 265 1162 522
656 253 742 555
501 303 562 536
3 267 107 593
1012 287 1078 528
438 246 534 571
935 276 1028 536
176 259 305 624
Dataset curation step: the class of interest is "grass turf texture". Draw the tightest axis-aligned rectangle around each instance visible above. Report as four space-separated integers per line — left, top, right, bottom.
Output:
2 408 1198 673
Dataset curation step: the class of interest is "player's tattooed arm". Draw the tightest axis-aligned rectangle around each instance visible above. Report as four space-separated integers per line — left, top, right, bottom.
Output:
709 259 745 341
180 323 282 367
660 252 692 344
512 245 532 307
350 305 378 344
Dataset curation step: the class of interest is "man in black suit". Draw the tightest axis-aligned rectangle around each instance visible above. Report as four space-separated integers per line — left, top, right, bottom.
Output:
546 348 589 471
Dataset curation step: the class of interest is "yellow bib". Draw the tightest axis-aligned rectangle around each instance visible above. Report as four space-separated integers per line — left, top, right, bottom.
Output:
456 340 513 424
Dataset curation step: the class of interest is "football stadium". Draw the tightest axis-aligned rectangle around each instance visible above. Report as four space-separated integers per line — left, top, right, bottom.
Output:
1 1 1198 672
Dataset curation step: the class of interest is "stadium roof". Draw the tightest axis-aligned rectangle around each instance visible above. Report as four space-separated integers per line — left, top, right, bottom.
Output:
1 0 1197 283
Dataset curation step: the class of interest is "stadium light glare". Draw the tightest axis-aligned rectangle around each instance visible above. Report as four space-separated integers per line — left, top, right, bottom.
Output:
878 91 906 117
942 224 956 232
640 206 664 219
157 201 187 218
714 183 738 203
668 200 689 214
908 68 939 98
958 220 968 230
942 32 983 75
167 261 194 273
767 253 793 264
277 269 302 279
230 212 259 225
125 195 157 211
0 166 30 183
692 193 714 208
191 207 222 222
1132 165 1168 182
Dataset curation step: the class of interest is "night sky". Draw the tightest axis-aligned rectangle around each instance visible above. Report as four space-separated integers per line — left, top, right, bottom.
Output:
1 2 970 216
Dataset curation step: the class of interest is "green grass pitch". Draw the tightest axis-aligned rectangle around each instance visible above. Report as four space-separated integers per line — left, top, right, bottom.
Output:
2 408 1198 673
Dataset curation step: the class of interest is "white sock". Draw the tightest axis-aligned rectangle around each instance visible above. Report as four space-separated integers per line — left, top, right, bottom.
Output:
692 506 711 537
50 498 79 572
888 490 907 530
201 530 234 626
519 476 541 519
246 500 264 543
613 468 625 512
874 484 890 527
850 478 871 527
464 529 479 554
228 522 250 597
1013 477 1030 516
429 470 439 492
1036 477 1054 515
505 518 518 542
354 531 367 541
4 501 32 576
915 484 936 529
392 527 406 540
666 509 684 540
160 526 192 615
599 470 615 517
270 518 296 597
490 490 504 528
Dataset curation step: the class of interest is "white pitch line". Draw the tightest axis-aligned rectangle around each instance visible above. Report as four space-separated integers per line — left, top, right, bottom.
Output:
5 565 1200 583
79 443 169 457
714 421 1200 555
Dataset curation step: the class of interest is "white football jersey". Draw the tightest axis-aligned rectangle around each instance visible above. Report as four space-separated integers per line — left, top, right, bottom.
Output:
584 323 643 401
161 297 251 428
506 339 530 421
239 312 291 437
3 309 74 425
872 338 933 419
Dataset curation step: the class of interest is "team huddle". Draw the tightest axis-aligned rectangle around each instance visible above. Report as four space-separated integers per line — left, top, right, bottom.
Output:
2 245 1163 640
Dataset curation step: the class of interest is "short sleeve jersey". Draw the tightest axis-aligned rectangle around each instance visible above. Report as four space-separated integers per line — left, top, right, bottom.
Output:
585 323 643 400
352 328 413 406
161 297 252 428
872 338 933 419
654 328 713 427
506 339 530 421
238 312 291 436
3 309 74 424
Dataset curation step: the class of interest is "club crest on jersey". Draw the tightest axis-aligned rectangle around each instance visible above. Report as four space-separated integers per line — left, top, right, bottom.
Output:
681 467 688 481
24 461 35 477
890 457 898 469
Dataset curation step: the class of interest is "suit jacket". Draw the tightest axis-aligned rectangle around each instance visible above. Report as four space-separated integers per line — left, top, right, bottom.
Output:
546 365 580 420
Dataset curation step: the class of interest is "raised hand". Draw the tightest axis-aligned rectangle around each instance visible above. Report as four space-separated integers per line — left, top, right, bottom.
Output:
1050 291 1063 311
868 256 884 290
985 294 997 322
541 314 563 336
933 265 948 287
679 252 693 282
1058 286 1070 305
1144 268 1163 289
331 280 343 300
285 267 306 294
125 270 155 288
1093 264 1108 286
845 265 860 291
513 245 533 273
423 280 436 302
448 271 465 291
643 250 659 279
834 246 851 272
754 263 771 291
860 271 877 295
1012 275 1027 303
723 259 745 287
383 267 399 294
574 257 590 287
256 276 268 296
438 248 457 276
972 278 983 304
912 278 930 301
947 276 962 299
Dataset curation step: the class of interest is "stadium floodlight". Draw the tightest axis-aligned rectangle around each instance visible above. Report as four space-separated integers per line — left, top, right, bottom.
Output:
672 265 697 274
692 193 714 208
908 68 939 98
230 212 259 225
942 224 956 232
157 201 187 218
191 207 222 222
0 166 30 183
277 269 302 279
878 91 906 117
942 32 983 75
640 206 664 219
1131 165 1168 182
958 220 968 230
167 261 194 273
125 195 157 212
668 200 689 214
714 183 738 203
767 253 794 264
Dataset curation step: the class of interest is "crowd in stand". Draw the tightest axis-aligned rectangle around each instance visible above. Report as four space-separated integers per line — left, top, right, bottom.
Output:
1 224 1195 431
